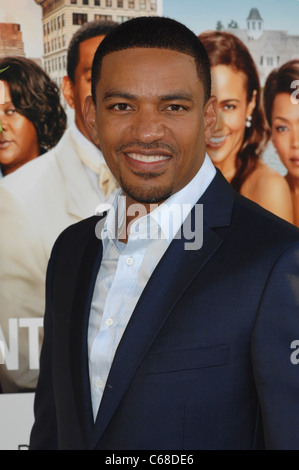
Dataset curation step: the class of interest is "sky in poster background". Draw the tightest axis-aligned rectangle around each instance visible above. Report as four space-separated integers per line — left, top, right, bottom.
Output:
0 0 298 58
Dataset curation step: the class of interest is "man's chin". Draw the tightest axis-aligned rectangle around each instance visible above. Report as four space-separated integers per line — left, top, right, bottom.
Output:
120 179 173 204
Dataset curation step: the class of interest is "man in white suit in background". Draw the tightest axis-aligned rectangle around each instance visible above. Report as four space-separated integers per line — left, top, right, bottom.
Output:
0 20 118 393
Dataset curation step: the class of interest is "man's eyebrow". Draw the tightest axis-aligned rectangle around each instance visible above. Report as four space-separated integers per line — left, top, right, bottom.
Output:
103 91 137 100
159 92 194 101
103 91 194 101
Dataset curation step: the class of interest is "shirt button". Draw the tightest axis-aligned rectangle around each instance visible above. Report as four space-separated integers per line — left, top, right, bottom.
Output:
96 379 104 388
106 318 113 326
126 257 134 266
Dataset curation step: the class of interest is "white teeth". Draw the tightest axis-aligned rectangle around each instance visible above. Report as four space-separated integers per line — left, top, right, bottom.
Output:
210 136 226 143
127 153 169 163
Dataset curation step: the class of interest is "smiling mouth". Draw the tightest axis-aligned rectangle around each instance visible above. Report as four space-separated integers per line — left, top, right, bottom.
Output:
211 136 226 143
208 135 228 148
0 140 11 149
122 151 172 175
126 153 170 163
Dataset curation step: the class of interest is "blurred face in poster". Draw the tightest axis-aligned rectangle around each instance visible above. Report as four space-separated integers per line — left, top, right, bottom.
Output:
62 35 105 140
206 65 256 179
271 92 299 179
0 81 39 175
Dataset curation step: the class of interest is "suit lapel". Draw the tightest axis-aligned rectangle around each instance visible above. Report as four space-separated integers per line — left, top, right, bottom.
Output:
92 170 236 447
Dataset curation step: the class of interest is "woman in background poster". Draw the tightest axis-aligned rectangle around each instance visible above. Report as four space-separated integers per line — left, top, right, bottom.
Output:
264 60 299 227
199 31 293 223
0 57 66 178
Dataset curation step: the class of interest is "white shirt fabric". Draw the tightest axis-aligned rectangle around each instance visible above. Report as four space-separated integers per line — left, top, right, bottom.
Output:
88 154 216 419
0 123 103 186
0 121 118 393
70 123 108 199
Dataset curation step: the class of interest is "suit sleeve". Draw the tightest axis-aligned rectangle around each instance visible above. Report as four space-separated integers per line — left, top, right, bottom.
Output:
252 241 299 449
0 185 49 392
29 233 66 450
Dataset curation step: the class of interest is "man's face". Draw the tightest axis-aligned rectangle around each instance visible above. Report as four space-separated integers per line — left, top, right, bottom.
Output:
85 47 216 205
63 35 105 139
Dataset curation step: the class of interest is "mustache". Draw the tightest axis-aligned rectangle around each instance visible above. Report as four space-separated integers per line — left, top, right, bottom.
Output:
116 140 177 155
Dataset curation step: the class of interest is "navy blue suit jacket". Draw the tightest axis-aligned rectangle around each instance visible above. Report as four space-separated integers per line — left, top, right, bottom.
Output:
30 170 299 450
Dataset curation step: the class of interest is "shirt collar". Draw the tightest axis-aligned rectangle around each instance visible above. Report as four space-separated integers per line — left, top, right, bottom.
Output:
69 122 105 165
102 154 216 246
151 154 215 242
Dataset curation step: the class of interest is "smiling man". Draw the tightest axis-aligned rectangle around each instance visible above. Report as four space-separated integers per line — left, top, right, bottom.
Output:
30 17 299 450
88 46 213 206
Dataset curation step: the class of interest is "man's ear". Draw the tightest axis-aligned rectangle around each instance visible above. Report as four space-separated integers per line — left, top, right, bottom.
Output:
83 95 101 147
61 76 75 109
204 94 217 144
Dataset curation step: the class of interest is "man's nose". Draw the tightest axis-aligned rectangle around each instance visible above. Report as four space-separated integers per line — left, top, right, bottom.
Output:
132 107 166 142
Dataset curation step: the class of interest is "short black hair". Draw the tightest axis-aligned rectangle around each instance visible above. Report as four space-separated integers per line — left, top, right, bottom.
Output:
91 16 211 103
67 19 118 83
0 56 66 154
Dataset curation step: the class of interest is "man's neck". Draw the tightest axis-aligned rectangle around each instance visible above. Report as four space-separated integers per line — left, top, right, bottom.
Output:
74 118 93 142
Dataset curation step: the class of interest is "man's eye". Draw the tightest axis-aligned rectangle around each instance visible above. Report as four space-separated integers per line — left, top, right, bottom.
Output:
166 104 185 111
113 103 131 111
6 108 17 115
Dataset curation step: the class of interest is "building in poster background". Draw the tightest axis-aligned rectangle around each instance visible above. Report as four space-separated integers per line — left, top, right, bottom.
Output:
35 0 162 89
224 8 299 86
0 23 25 58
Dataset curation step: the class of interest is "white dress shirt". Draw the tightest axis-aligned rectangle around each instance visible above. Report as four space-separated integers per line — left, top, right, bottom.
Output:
88 154 216 419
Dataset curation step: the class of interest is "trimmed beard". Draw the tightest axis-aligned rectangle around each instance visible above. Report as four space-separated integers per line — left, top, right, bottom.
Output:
120 171 173 204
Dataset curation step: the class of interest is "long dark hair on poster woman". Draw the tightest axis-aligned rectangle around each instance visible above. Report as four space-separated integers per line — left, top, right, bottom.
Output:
199 31 293 222
0 56 66 176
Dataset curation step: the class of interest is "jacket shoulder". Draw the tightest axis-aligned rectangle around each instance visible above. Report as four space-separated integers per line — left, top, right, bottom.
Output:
52 215 102 255
233 193 299 247
0 148 58 197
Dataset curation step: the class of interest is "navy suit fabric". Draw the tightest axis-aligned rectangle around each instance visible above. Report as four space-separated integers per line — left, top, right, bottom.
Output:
30 170 299 450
